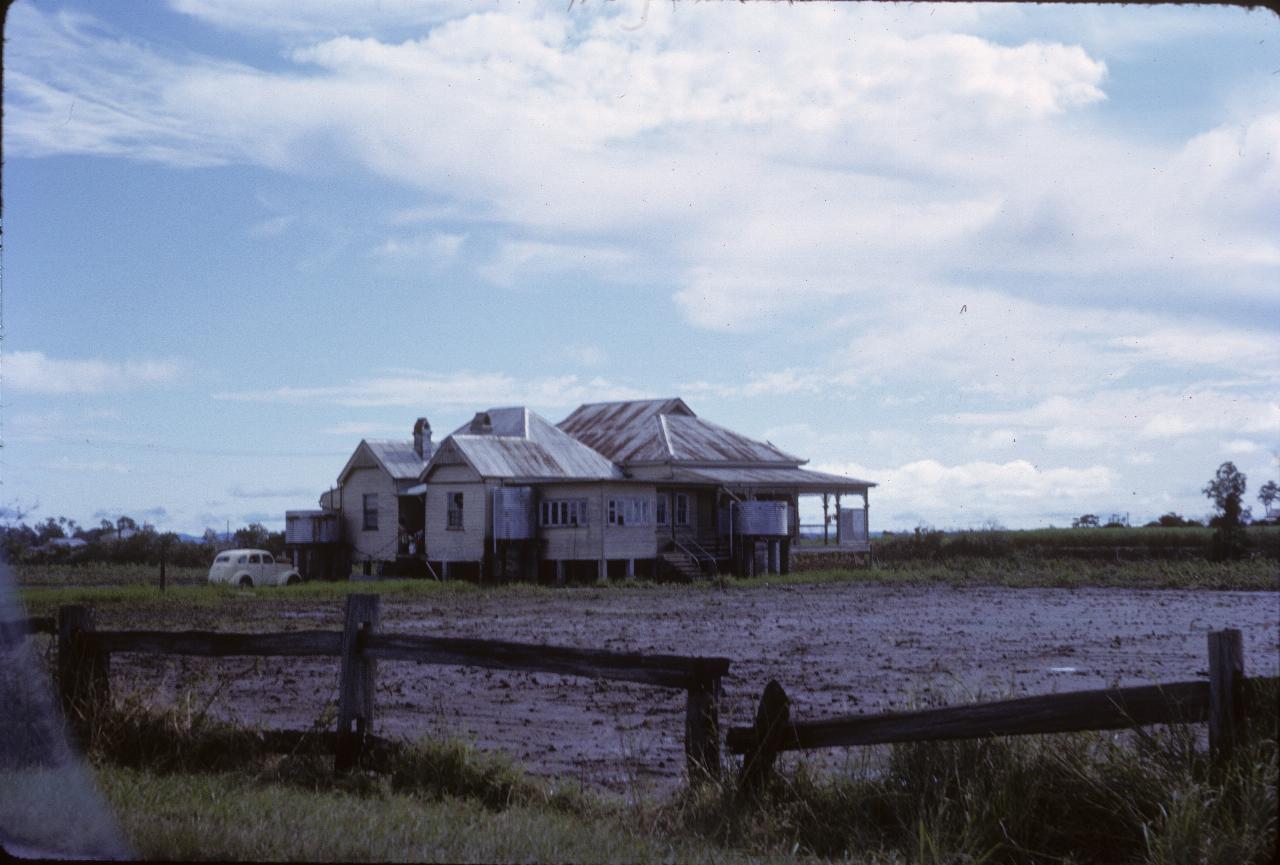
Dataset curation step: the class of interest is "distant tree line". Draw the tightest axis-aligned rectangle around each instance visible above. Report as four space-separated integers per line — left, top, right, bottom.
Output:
0 511 285 567
1069 461 1279 561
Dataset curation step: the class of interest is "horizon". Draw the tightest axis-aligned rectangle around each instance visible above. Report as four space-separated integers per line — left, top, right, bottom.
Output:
4 1 1278 536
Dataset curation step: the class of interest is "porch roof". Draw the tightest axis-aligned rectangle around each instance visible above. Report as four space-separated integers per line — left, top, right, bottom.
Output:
669 465 875 493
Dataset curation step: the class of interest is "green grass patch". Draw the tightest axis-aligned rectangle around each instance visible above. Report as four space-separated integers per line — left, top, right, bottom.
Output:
13 562 209 588
740 557 1280 591
668 685 1279 864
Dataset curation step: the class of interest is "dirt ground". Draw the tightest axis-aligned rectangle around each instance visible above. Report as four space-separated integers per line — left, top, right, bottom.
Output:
112 584 1279 793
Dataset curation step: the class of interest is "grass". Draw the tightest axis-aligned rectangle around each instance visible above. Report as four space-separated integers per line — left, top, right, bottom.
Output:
665 683 1279 864
36 683 1278 863
13 562 208 588
17 557 1277 619
65 697 766 863
769 557 1280 591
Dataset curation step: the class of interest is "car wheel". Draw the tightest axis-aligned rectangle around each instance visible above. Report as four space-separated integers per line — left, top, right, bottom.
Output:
286 575 300 586
239 576 253 589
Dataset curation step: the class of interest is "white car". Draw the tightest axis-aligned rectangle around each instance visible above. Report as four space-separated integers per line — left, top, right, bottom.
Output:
208 549 302 588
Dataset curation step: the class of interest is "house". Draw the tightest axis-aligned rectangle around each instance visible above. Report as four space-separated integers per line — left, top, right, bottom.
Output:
290 399 874 582
412 399 874 582
558 398 875 578
416 406 632 581
288 418 432 577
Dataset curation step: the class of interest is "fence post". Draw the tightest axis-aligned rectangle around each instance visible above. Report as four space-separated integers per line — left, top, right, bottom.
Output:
57 605 108 739
1207 628 1244 764
685 676 722 782
335 593 380 772
737 679 790 797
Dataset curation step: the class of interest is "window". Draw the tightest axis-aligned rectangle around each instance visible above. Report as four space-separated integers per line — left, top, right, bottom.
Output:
447 492 465 530
674 493 690 526
237 555 247 564
215 555 229 563
540 498 588 527
656 494 668 525
248 553 261 564
607 497 651 526
363 493 379 531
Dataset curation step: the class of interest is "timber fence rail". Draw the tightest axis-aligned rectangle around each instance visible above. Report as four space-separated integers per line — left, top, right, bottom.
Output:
30 594 729 777
728 628 1277 794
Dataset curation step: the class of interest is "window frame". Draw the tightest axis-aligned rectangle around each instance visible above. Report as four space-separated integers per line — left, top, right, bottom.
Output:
540 498 589 528
362 492 379 531
674 492 690 526
446 491 465 530
607 497 651 527
655 493 668 525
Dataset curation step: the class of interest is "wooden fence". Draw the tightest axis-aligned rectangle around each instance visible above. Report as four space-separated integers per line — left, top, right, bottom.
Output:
728 629 1277 793
14 595 729 777
8 606 1274 791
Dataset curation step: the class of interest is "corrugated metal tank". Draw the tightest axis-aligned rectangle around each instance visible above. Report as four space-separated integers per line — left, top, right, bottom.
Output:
492 486 535 539
285 511 340 544
734 501 789 536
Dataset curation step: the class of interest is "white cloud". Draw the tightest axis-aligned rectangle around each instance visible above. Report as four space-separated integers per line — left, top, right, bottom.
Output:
1222 439 1261 455
944 387 1280 446
4 350 182 394
320 421 405 437
213 370 650 410
681 369 827 399
40 457 130 474
374 232 465 259
249 214 295 237
477 240 638 288
813 457 1114 525
229 485 314 499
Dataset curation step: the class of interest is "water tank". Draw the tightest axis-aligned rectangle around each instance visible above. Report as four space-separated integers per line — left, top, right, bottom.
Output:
493 487 534 539
735 501 789 536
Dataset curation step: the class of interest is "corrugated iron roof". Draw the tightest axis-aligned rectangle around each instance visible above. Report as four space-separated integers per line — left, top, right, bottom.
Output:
557 398 801 465
365 439 429 480
436 406 621 480
337 439 428 485
672 465 876 491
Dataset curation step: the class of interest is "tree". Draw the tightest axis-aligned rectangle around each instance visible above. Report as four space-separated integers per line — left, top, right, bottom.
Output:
1203 461 1249 560
1072 514 1100 529
1259 480 1279 516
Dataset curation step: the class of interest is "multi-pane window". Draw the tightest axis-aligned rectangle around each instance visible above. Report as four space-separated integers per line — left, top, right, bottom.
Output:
655 494 668 525
674 493 690 526
541 499 589 527
607 497 651 526
446 492 464 530
362 493 378 530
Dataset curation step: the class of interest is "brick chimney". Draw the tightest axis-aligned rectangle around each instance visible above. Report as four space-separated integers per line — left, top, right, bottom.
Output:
413 417 432 459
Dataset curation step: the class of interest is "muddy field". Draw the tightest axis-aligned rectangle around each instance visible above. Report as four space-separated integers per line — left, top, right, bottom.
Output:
112 584 1279 793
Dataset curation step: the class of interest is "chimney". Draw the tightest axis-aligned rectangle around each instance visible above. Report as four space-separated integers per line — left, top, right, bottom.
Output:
469 411 493 435
413 417 432 459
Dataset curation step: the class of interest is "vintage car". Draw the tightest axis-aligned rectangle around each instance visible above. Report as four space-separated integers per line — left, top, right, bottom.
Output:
208 549 301 588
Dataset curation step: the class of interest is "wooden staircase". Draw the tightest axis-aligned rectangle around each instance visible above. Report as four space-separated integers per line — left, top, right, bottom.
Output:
660 548 705 582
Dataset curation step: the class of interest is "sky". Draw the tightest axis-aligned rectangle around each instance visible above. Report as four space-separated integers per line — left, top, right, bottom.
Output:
2 0 1278 535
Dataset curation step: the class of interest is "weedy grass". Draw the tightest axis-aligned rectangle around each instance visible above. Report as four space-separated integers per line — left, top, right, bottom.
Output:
14 562 209 588
746 557 1280 591
76 686 1280 863
664 683 1279 864
83 697 771 863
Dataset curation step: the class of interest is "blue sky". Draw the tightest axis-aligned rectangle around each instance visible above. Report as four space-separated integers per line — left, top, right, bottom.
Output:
3 0 1278 534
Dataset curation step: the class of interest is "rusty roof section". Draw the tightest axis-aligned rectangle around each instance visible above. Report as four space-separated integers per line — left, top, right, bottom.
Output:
672 465 876 491
431 406 621 481
558 398 802 466
337 439 428 486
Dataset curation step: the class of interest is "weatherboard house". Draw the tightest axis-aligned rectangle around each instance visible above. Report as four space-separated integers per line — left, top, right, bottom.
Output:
287 399 873 581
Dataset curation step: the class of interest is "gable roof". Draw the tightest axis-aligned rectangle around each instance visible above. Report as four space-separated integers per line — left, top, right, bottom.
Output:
557 398 802 466
337 439 428 487
426 407 622 481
